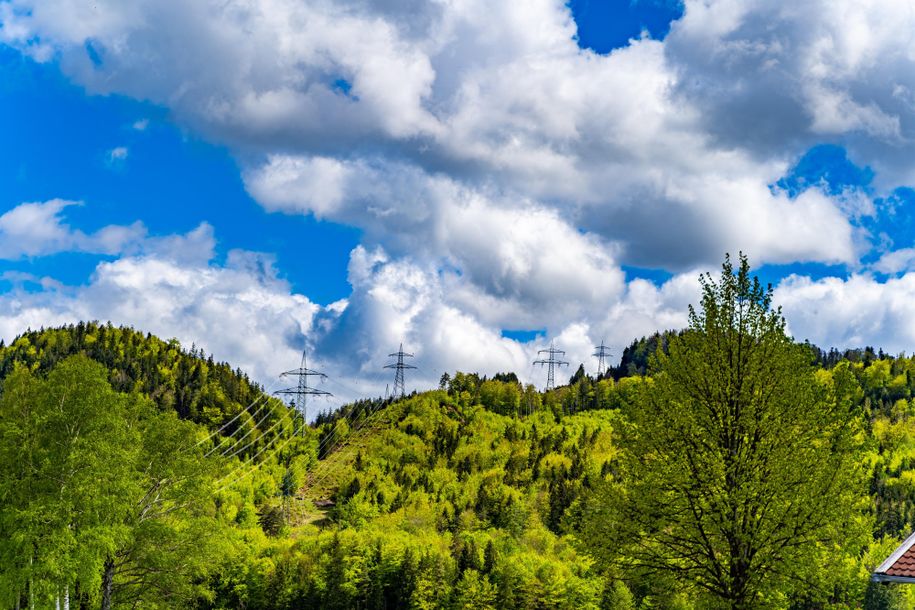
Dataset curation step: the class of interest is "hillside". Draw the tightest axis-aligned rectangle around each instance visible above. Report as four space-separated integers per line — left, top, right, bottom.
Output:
4 323 915 607
0 322 300 461
0 322 268 423
201 358 915 609
213 388 621 608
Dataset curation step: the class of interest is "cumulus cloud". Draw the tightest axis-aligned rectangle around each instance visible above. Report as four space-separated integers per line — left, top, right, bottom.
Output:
0 0 875 272
873 248 915 275
314 245 532 388
0 227 692 402
314 242 699 392
0 199 147 259
776 273 915 355
0 235 317 388
0 199 217 263
5 0 915 379
666 0 915 185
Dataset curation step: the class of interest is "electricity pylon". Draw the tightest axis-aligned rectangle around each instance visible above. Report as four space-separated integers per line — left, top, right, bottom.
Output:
533 341 569 391
275 348 332 433
384 343 416 398
593 340 613 378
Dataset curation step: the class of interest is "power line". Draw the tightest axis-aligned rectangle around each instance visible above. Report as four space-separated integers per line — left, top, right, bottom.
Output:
218 406 280 458
193 375 282 448
384 343 416 398
313 398 370 458
215 418 299 492
203 396 272 458
304 393 395 490
305 399 389 496
593 340 613 378
222 411 288 459
307 409 377 489
313 394 388 464
533 340 569 391
274 347 332 433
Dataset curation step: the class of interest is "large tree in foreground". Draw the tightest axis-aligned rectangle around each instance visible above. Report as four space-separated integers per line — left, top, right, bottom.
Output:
581 254 869 608
0 356 229 609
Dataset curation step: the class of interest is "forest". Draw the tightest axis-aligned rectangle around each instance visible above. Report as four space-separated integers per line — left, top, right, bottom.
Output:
3 256 915 608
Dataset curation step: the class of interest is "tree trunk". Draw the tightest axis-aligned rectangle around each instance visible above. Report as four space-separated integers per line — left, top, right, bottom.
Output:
63 585 69 610
100 558 115 610
75 581 90 610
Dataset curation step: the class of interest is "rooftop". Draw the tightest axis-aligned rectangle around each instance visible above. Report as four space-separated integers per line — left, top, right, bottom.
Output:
873 531 915 583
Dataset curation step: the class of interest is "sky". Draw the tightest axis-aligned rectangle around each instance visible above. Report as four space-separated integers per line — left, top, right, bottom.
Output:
2 0 915 407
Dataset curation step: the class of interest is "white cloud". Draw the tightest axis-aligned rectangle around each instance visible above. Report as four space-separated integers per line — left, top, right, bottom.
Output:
245 156 351 218
0 199 147 259
0 240 317 389
873 248 915 275
0 199 217 263
776 273 915 354
0 0 874 273
1 271 65 291
6 0 915 378
314 243 699 391
106 146 129 168
0 211 896 408
108 146 128 160
666 0 915 185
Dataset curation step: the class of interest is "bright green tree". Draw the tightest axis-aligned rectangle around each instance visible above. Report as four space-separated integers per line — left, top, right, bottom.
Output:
0 365 45 607
0 356 140 609
107 407 231 608
45 357 141 610
0 356 229 609
580 254 869 608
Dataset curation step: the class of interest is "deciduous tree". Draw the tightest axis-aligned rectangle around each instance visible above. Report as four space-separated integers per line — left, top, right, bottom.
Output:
580 254 869 608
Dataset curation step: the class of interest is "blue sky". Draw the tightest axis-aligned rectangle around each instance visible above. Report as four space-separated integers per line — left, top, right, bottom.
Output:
0 45 359 302
0 1 687 300
2 0 915 396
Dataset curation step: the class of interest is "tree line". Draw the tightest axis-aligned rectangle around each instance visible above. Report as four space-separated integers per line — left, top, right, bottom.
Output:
4 256 915 607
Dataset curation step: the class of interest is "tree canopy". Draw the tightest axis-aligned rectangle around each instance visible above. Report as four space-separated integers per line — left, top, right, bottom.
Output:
2 274 915 607
580 254 870 607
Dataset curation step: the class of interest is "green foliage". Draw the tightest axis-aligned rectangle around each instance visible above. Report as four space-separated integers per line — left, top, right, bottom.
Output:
579 254 870 608
5 291 915 609
0 321 276 436
0 357 141 607
608 330 679 380
209 393 613 609
0 354 253 609
601 580 635 610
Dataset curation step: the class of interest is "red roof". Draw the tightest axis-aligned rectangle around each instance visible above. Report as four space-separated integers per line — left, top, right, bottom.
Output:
886 545 915 577
874 531 915 583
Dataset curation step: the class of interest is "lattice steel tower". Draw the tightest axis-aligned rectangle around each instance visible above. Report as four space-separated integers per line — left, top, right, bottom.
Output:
533 341 569 391
385 343 416 398
275 348 332 433
593 340 613 378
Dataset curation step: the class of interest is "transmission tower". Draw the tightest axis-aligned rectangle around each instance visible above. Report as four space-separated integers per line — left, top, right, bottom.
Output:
384 343 416 398
275 348 332 433
533 340 569 391
593 340 613 378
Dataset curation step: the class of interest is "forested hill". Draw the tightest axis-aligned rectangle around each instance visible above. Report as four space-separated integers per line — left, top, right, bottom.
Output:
0 322 268 426
210 355 915 608
608 330 893 380
9 322 915 607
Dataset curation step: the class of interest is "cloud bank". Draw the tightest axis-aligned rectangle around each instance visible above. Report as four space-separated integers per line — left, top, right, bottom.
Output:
3 0 915 396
